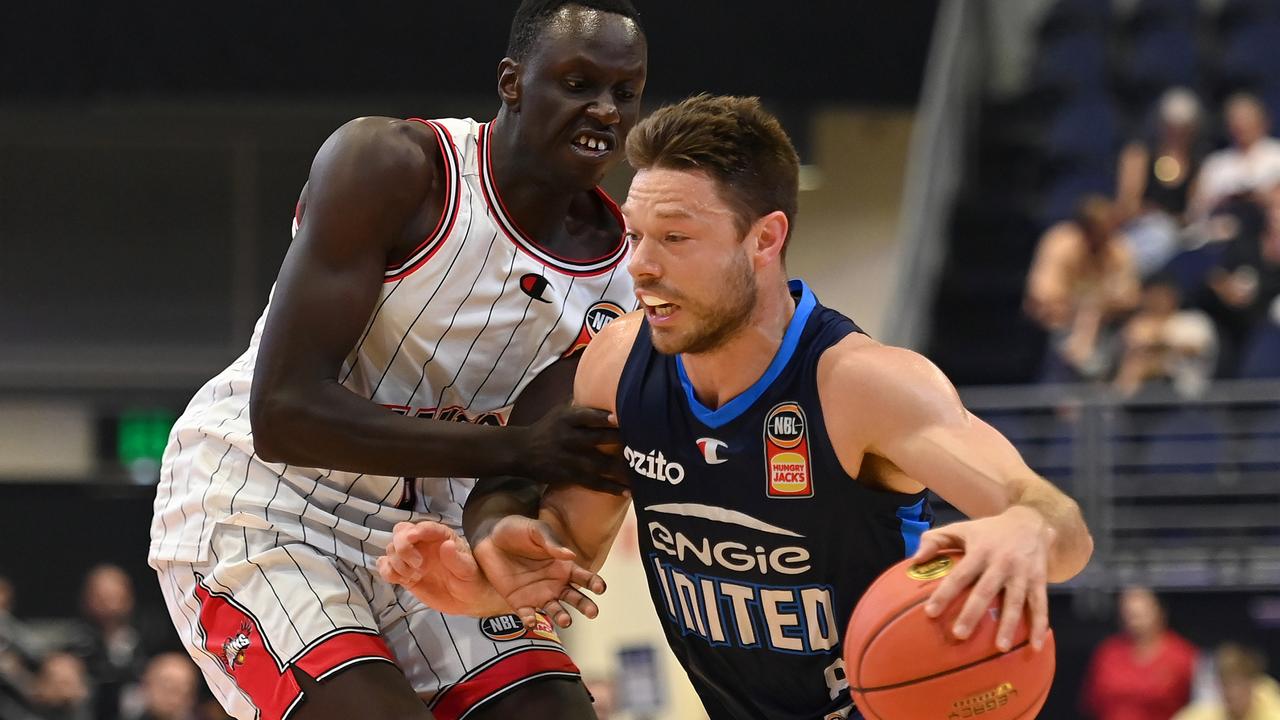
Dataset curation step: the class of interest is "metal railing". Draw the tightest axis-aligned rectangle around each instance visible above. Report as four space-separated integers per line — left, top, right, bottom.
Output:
956 380 1280 594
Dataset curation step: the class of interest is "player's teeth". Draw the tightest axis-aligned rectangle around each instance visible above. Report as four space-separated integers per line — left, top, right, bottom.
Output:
640 294 671 307
655 305 674 317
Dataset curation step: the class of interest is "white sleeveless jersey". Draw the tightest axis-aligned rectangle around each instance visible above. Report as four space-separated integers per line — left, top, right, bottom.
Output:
149 117 635 568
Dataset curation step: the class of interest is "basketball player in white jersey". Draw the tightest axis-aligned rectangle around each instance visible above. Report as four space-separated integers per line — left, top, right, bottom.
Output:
148 2 646 719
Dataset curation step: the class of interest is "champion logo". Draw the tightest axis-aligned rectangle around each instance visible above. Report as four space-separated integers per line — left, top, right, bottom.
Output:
519 273 553 303
696 437 728 464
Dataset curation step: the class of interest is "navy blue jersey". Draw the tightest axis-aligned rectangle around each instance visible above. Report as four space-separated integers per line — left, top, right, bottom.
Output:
615 280 933 720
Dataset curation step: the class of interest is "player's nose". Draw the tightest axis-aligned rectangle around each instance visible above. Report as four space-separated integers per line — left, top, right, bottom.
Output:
627 236 661 280
586 92 620 126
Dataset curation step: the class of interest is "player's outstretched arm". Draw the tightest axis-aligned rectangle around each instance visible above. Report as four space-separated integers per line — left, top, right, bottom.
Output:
464 313 643 627
820 340 1093 653
248 118 620 486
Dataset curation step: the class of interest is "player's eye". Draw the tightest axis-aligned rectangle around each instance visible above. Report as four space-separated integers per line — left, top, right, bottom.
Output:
615 87 637 102
564 77 589 92
624 231 640 246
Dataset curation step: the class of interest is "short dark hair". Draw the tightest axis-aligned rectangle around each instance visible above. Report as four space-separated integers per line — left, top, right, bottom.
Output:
507 0 644 62
626 93 801 248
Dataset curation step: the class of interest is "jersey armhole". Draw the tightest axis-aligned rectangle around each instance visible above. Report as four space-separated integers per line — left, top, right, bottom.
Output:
383 119 462 282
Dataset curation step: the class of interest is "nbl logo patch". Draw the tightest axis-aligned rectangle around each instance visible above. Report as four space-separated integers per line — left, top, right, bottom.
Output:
764 401 814 498
562 301 625 357
479 613 563 644
479 614 527 641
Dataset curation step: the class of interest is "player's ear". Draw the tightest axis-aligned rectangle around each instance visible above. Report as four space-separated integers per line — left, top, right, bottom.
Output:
498 58 522 111
749 210 789 268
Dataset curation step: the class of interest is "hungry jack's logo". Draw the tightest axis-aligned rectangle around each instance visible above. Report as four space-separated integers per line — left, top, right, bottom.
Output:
764 402 813 498
220 621 254 672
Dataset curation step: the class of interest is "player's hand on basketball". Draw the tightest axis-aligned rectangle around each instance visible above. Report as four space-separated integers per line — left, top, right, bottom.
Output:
377 521 510 617
471 515 606 629
911 506 1053 654
520 405 630 495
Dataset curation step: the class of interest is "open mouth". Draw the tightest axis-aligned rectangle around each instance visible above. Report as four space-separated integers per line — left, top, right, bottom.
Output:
571 132 613 159
639 293 678 321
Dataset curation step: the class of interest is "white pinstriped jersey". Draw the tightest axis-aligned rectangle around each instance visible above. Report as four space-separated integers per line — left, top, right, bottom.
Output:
149 117 635 569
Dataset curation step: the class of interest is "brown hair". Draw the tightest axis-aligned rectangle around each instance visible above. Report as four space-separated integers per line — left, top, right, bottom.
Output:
1216 643 1265 682
625 93 800 250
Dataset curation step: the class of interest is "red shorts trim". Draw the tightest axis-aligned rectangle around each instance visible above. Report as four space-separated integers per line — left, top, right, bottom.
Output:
192 580 395 720
429 646 581 720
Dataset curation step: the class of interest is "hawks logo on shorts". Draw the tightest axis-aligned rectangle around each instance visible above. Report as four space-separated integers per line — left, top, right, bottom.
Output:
562 301 626 357
764 401 814 498
479 613 562 644
220 621 254 672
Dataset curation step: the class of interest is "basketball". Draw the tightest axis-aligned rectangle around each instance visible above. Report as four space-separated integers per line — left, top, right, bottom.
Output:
844 550 1056 719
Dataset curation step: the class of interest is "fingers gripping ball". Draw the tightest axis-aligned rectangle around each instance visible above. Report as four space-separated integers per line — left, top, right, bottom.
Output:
843 551 1055 719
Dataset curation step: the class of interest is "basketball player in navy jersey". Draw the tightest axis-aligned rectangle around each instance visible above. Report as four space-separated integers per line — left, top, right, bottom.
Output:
149 2 648 719
381 94 1094 719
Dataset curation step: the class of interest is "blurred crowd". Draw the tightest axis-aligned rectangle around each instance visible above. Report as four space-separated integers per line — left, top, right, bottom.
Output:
1025 89 1280 395
1083 586 1280 720
0 568 225 720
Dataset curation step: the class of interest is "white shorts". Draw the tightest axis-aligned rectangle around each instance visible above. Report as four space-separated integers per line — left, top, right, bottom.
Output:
155 523 579 720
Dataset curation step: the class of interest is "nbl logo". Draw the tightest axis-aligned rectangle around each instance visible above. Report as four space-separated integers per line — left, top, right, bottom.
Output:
562 301 626 357
766 406 806 449
479 614 527 641
764 402 814 498
585 302 624 335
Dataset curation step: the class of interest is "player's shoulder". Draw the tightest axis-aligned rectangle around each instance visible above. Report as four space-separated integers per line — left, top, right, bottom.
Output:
818 335 957 406
581 310 644 367
822 334 943 382
316 116 444 183
575 311 644 410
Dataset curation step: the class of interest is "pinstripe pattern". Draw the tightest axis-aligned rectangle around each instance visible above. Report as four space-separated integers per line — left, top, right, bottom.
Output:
150 114 634 573
156 523 574 717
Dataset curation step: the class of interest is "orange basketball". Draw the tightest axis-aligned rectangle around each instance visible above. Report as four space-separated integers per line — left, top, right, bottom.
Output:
843 550 1055 719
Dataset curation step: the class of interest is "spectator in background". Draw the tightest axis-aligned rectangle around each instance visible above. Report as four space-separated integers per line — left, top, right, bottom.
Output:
1082 586 1199 720
1206 183 1280 377
1113 274 1217 398
1116 88 1207 277
124 653 197 720
1174 644 1280 720
1189 94 1280 225
30 653 91 720
75 565 150 720
1 575 39 679
1026 195 1142 380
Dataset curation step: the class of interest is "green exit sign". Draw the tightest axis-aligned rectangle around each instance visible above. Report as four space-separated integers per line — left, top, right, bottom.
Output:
117 410 176 465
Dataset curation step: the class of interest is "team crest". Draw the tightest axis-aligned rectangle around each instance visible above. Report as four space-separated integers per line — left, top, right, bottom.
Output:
220 621 254 672
479 613 562 644
763 402 813 498
561 301 625 357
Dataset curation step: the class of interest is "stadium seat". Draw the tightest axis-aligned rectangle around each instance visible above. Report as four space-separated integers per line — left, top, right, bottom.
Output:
1239 321 1280 378
1220 23 1280 90
1038 0 1112 41
1127 0 1199 32
1030 32 1110 98
1124 29 1199 98
1044 95 1121 168
1216 0 1280 32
